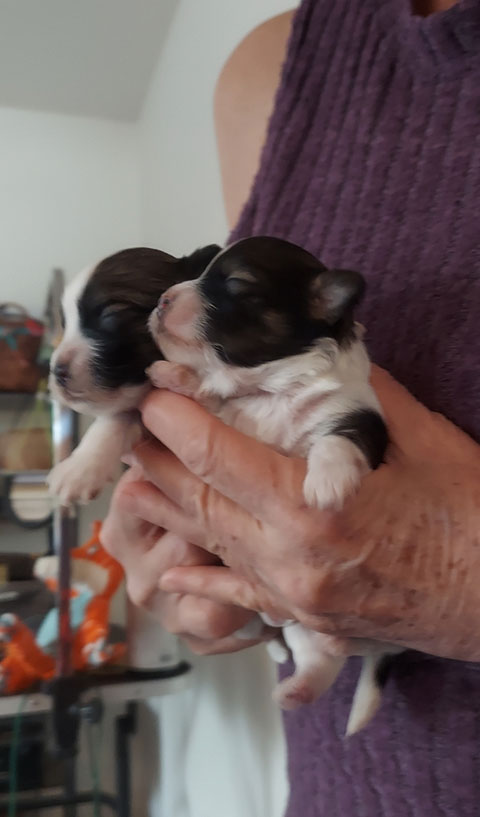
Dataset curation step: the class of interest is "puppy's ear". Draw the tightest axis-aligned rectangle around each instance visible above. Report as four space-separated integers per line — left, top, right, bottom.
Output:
182 244 222 278
309 269 365 324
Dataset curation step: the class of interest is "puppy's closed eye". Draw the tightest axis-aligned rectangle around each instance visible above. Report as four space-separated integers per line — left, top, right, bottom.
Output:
225 271 263 305
98 303 130 332
225 270 257 295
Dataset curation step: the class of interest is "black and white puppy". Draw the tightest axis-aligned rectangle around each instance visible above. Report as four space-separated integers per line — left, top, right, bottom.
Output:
48 244 220 504
147 235 398 735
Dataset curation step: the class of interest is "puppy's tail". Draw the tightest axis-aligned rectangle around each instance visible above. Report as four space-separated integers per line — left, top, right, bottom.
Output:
345 653 393 736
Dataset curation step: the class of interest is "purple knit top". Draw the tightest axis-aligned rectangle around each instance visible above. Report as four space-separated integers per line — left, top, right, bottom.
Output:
232 1 480 814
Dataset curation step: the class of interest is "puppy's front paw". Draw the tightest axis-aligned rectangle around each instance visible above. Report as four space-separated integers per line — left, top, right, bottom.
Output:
303 436 369 510
146 361 199 397
48 453 119 505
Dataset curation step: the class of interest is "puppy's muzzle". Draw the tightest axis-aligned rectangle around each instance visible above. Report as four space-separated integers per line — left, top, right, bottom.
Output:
157 289 175 317
52 361 70 388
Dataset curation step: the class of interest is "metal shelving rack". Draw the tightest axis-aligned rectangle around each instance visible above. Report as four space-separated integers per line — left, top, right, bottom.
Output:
0 273 190 816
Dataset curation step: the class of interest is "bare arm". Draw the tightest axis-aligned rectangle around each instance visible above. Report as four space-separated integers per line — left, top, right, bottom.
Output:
214 11 294 228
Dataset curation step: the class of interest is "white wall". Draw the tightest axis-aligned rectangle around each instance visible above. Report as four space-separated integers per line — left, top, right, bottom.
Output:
139 0 297 255
138 3 298 816
0 106 142 318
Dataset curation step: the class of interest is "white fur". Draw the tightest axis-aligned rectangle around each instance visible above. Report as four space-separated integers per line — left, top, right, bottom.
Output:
345 654 384 736
274 625 347 709
265 639 290 665
48 413 141 504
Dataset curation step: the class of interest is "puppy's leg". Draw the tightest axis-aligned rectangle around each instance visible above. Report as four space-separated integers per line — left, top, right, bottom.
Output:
48 413 140 505
272 625 347 710
303 435 369 510
265 638 290 665
146 361 201 398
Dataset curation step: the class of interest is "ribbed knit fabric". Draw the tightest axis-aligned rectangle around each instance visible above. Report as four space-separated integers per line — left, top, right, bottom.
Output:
231 1 480 814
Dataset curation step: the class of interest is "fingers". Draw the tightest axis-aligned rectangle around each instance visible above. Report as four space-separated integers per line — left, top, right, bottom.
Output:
100 469 162 566
141 390 306 523
118 468 265 564
160 565 274 614
101 464 263 657
118 478 210 548
167 594 253 639
182 633 264 656
130 440 210 517
163 595 274 655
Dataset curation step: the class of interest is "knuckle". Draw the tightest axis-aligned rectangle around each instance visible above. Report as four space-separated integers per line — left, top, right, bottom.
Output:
126 576 156 609
183 481 210 521
180 421 217 483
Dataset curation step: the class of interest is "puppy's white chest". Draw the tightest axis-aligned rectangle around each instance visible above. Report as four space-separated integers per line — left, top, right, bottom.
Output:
216 394 296 453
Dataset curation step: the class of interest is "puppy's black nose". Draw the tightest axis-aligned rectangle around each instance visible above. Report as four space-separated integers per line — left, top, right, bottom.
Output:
53 362 70 387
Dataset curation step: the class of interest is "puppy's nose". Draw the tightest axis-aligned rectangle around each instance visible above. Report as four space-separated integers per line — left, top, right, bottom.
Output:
53 361 70 387
157 290 175 315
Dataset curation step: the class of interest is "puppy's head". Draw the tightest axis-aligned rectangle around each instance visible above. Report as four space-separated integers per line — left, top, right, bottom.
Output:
49 244 220 413
149 236 365 371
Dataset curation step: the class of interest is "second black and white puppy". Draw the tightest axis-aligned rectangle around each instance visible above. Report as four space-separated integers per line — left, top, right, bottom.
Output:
147 235 398 735
48 244 220 504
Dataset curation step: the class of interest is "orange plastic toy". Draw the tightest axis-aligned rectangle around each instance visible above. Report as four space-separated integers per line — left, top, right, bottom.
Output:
0 614 55 694
70 521 126 669
0 522 125 695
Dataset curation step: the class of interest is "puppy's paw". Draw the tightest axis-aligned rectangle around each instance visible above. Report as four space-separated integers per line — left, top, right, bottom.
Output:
48 453 119 505
303 436 369 510
266 638 290 665
146 361 199 397
272 674 317 710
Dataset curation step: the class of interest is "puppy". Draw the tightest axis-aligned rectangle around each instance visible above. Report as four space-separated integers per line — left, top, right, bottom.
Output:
147 235 399 735
48 244 220 504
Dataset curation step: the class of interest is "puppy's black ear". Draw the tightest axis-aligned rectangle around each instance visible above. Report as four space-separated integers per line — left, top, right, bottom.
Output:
182 244 222 278
309 269 365 324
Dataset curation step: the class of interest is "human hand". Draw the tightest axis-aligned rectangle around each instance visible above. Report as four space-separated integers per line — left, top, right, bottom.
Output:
111 365 480 661
101 465 263 655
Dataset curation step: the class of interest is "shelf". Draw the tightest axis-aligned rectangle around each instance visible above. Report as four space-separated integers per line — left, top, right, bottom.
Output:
0 471 49 479
0 663 192 717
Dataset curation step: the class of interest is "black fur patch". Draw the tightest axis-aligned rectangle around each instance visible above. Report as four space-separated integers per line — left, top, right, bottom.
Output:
198 236 365 367
330 409 388 469
374 654 396 689
78 245 220 389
